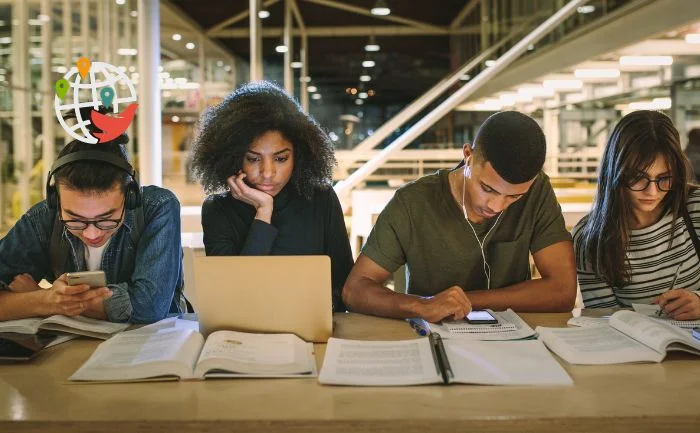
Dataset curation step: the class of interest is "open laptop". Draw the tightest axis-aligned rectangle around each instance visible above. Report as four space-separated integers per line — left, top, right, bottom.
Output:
193 255 333 342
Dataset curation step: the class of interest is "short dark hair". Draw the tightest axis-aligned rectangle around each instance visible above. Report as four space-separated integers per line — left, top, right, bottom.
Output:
190 81 336 199
54 106 131 193
472 111 546 184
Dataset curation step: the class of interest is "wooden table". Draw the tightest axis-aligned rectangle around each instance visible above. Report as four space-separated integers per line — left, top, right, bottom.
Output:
1 312 699 433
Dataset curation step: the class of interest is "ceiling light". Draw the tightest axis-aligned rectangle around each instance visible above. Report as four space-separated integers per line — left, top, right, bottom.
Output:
312 93 322 100
291 61 303 68
365 36 380 52
355 99 364 105
485 60 496 67
258 10 270 19
172 33 181 41
115 0 126 5
307 85 318 92
275 43 288 53
370 0 391 16
37 14 50 22
358 92 368 99
171 116 180 123
117 48 137 56
574 68 620 78
349 87 357 95
362 60 375 68
517 86 555 98
685 33 700 44
359 75 371 82
130 10 137 18
527 44 534 51
577 5 595 14
216 60 223 67
629 97 672 110
542 79 583 90
224 65 232 72
619 55 673 66
185 42 195 50
459 74 470 81
474 99 503 111
300 76 311 83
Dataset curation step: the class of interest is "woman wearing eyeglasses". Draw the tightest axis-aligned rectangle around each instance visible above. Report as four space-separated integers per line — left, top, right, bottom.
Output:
572 110 700 320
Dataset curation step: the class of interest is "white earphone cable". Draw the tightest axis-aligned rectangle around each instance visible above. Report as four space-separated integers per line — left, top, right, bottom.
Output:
461 167 502 290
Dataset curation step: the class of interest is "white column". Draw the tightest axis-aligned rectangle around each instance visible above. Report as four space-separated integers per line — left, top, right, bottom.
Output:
13 0 31 213
137 0 162 186
542 108 560 177
111 0 118 64
81 0 89 56
249 0 262 81
41 0 55 195
300 40 308 112
125 0 134 160
283 0 293 94
62 0 73 144
198 34 205 111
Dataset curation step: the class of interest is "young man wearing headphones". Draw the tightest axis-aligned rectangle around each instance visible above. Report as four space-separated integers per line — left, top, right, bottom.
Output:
0 130 185 323
342 111 577 322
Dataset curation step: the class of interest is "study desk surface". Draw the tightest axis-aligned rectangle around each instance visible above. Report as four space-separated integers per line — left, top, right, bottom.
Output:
1 312 699 433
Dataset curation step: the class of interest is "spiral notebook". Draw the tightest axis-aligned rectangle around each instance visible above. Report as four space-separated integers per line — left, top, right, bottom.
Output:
434 309 536 340
631 304 700 330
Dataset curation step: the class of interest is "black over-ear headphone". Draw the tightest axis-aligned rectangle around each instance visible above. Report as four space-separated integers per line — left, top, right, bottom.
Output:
46 151 142 210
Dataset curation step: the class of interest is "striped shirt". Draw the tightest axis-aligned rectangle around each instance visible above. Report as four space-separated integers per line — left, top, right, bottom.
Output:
572 190 700 308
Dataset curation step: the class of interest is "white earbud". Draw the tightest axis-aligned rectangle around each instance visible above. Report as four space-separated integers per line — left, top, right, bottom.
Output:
461 163 502 290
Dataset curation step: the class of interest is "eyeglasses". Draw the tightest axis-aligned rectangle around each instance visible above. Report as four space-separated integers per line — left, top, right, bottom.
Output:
626 175 673 192
60 205 125 231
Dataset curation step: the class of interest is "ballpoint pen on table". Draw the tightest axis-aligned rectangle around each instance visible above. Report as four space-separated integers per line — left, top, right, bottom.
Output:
657 262 683 317
406 318 431 336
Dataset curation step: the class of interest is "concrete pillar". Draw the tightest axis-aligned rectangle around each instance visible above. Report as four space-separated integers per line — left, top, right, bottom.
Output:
13 0 31 212
137 0 162 185
249 0 262 81
41 0 55 195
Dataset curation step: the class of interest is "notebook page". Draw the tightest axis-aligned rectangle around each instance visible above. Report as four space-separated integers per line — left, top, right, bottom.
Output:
318 338 441 386
440 309 535 340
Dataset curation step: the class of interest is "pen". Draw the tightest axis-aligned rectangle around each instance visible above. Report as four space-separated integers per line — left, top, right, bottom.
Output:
407 318 431 336
657 263 683 317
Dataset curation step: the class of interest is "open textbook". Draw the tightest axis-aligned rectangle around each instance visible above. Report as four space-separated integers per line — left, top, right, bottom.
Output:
537 310 700 364
69 320 317 382
0 315 129 339
318 334 572 386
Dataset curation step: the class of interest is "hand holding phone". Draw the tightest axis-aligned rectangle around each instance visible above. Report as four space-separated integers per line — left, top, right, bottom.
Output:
65 271 107 289
465 310 499 324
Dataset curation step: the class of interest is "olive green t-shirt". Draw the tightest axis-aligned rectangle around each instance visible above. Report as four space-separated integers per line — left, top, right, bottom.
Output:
362 169 571 296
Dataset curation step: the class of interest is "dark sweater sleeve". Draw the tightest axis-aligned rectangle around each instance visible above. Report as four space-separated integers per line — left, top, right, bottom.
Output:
325 189 354 312
201 195 278 256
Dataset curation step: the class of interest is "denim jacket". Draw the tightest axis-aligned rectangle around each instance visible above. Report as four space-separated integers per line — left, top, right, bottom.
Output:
0 186 184 323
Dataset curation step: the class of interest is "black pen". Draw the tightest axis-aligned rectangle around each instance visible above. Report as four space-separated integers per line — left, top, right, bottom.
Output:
657 263 683 317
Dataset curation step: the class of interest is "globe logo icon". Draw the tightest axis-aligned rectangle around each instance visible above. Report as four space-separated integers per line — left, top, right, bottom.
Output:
54 61 137 144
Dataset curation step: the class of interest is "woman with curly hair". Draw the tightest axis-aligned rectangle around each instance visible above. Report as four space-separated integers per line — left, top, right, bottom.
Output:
190 81 353 312
573 110 700 320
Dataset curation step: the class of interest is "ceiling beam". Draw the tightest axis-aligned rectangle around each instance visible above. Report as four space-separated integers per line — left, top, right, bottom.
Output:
290 0 305 30
209 24 505 38
303 0 444 32
450 0 480 29
206 0 280 35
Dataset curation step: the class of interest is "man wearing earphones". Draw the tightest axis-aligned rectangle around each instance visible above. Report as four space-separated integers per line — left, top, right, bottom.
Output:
343 111 576 322
0 125 185 323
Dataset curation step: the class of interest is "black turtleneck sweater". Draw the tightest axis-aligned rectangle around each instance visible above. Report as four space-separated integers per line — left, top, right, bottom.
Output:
201 185 353 311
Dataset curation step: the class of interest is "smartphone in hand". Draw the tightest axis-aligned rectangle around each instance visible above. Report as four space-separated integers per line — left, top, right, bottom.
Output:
465 310 499 324
65 271 106 289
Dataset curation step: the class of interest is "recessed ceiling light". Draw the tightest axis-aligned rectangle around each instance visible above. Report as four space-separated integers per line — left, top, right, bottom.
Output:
172 34 182 41
360 75 371 82
312 93 322 100
185 42 195 50
307 85 318 92
370 0 391 16
577 5 595 14
362 60 375 68
258 10 270 19
291 61 303 68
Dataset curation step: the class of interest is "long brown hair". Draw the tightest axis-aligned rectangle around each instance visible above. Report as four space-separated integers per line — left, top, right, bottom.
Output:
580 110 691 287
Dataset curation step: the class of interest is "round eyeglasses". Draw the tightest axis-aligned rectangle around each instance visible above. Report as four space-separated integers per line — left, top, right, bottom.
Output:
626 175 672 192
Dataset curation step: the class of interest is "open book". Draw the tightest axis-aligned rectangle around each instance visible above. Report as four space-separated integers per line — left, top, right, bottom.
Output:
318 334 572 386
0 315 129 339
69 321 317 382
537 310 700 364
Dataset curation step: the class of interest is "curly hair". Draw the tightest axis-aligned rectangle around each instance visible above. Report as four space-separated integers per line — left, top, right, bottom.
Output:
190 81 336 199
